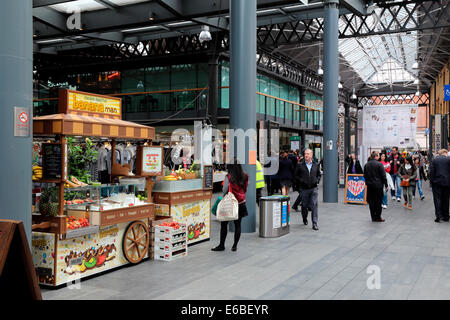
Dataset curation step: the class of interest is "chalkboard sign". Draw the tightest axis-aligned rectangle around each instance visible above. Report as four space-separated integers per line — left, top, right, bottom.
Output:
42 143 63 180
203 165 214 190
0 220 42 300
344 174 367 205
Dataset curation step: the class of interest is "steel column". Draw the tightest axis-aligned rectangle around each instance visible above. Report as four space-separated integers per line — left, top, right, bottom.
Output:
230 0 257 233
0 0 33 243
208 55 219 126
323 0 339 203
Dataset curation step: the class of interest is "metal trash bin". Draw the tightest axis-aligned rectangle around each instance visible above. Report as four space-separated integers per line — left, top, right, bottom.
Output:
259 195 290 238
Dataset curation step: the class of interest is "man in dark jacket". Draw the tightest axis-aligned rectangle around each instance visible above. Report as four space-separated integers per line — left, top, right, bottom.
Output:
429 149 450 222
292 149 321 230
388 147 404 202
364 151 388 222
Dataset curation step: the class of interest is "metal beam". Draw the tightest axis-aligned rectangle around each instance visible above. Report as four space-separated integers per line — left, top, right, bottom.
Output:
93 0 119 11
339 0 367 16
33 0 75 8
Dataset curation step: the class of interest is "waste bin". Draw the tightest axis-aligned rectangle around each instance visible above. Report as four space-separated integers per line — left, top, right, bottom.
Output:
259 195 290 238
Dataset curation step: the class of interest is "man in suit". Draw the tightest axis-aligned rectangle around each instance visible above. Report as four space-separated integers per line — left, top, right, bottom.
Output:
429 149 450 222
292 149 321 230
364 151 388 222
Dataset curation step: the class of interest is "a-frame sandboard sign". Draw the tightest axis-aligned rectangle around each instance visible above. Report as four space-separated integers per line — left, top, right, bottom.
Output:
0 220 42 300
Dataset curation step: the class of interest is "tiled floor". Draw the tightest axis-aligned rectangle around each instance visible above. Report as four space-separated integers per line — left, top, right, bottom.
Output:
42 183 450 300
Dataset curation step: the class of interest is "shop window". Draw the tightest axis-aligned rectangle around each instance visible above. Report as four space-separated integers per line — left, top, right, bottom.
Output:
145 66 170 112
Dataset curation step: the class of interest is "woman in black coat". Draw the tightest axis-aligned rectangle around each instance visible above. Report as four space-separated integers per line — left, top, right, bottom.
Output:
347 153 363 175
277 150 294 196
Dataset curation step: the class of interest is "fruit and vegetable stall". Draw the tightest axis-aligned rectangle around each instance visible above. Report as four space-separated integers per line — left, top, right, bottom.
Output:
31 89 162 286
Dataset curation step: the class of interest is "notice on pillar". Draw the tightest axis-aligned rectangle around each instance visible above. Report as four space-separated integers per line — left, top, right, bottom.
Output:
14 107 30 137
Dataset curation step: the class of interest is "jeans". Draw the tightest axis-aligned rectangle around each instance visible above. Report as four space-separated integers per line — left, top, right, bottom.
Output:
382 189 388 206
403 186 413 205
390 174 402 198
412 180 423 198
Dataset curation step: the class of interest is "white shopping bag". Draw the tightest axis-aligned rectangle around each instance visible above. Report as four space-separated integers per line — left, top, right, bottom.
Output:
216 184 239 221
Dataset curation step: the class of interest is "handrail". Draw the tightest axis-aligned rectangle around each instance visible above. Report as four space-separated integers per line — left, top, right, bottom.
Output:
33 87 323 113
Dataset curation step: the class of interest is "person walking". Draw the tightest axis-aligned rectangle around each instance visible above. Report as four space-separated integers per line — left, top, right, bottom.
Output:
398 157 416 210
255 159 265 205
388 147 403 202
278 150 294 196
292 149 321 230
364 151 388 222
212 159 248 252
347 153 364 175
379 152 391 209
264 152 278 196
429 149 450 223
412 157 426 200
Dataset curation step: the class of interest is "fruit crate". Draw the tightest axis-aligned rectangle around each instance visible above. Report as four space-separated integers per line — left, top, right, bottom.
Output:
154 234 186 246
154 247 187 262
154 224 186 238
155 241 187 253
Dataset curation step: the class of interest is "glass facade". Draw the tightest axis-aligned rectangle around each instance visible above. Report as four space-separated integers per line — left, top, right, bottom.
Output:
33 60 322 131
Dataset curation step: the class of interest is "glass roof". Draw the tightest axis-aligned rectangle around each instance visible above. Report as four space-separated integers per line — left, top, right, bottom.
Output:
338 3 418 85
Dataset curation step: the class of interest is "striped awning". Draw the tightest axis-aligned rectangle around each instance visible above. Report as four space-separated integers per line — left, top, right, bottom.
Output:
33 113 155 140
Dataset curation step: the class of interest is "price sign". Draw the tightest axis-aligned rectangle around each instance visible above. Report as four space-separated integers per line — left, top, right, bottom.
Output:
137 146 163 176
203 165 213 190
42 143 63 181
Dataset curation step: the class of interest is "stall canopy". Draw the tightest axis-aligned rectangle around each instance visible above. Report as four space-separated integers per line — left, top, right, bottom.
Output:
33 113 155 139
33 89 155 140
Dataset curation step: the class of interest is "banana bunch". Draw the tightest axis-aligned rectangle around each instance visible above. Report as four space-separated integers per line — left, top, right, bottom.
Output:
32 166 42 181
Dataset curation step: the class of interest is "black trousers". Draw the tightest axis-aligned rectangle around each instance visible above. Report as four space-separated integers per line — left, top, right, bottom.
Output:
432 185 450 220
367 186 383 221
256 188 262 205
219 217 242 247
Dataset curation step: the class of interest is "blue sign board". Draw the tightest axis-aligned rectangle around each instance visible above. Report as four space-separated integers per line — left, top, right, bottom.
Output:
344 174 367 204
281 202 288 227
445 84 450 101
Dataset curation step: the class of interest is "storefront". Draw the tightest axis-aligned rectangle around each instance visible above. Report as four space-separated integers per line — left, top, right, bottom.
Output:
31 89 211 286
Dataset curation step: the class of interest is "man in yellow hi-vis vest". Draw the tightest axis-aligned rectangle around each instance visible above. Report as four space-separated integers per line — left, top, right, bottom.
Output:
256 159 265 205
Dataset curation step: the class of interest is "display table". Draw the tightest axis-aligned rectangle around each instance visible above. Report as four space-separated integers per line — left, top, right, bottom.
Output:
152 178 211 245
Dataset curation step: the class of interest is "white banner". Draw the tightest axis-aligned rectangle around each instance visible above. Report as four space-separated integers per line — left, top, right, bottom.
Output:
363 104 418 148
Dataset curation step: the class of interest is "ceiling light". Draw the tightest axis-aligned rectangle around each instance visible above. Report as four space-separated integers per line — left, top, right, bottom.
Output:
415 86 420 96
351 88 357 100
338 76 343 89
318 59 323 75
413 79 419 85
149 10 156 21
412 61 419 69
199 25 212 43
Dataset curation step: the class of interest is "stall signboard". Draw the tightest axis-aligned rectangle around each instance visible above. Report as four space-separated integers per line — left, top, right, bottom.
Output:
203 165 214 190
338 115 345 186
32 232 56 285
137 146 164 176
59 89 122 119
344 174 367 205
42 143 63 181
171 199 210 245
444 84 450 101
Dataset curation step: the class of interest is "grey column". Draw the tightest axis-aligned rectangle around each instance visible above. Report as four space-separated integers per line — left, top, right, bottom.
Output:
0 0 33 242
230 0 257 233
323 0 339 202
300 87 306 153
208 55 219 126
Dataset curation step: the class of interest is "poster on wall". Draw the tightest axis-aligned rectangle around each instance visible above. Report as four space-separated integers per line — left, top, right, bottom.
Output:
170 200 210 244
338 115 345 186
362 104 418 148
344 174 367 205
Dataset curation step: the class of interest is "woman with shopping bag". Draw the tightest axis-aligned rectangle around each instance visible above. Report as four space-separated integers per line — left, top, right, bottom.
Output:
212 159 248 252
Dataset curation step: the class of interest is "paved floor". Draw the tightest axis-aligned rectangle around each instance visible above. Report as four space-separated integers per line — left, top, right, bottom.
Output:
42 183 450 300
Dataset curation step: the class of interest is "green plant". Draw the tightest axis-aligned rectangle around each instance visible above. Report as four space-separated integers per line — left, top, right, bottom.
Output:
67 137 98 184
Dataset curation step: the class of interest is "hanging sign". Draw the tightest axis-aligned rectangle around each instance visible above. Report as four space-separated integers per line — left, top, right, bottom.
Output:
344 174 367 205
58 89 122 119
444 84 450 101
136 146 164 176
